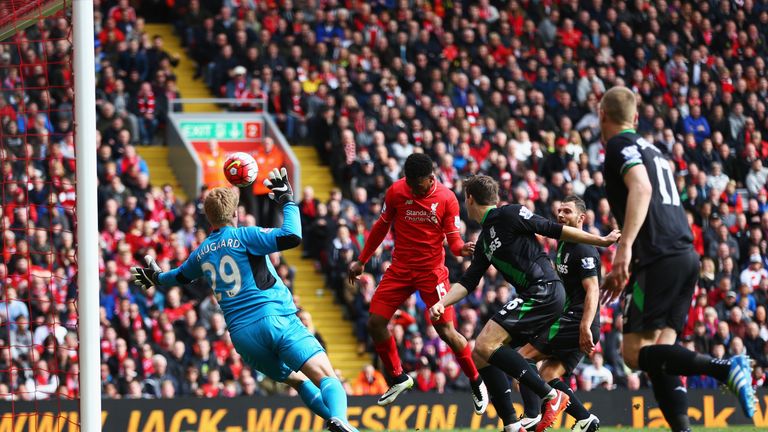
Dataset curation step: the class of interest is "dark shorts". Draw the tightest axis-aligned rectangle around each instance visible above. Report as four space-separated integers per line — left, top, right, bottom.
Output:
491 280 566 346
622 249 699 334
530 318 600 376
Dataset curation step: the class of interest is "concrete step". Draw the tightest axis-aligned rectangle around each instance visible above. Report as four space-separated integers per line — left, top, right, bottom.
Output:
297 298 339 307
312 327 355 337
135 146 187 202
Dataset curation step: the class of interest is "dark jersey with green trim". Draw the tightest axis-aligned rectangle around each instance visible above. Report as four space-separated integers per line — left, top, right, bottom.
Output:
603 131 693 268
555 241 600 321
459 204 563 292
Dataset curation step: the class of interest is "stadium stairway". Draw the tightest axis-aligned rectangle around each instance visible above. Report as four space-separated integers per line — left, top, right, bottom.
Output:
281 147 369 381
139 23 367 379
135 146 188 203
137 23 221 202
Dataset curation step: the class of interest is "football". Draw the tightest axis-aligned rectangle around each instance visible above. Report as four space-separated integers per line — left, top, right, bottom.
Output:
223 152 258 187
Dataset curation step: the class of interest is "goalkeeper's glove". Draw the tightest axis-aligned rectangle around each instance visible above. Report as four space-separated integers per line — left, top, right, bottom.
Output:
131 255 161 291
263 167 294 205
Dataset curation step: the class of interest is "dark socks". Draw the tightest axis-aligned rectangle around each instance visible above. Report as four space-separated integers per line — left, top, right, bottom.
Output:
638 344 730 382
521 384 541 417
647 372 691 432
637 345 705 431
479 365 517 426
488 346 552 397
390 373 410 385
521 361 541 417
549 379 590 421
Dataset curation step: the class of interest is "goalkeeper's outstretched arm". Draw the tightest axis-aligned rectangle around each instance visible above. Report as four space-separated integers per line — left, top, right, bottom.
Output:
133 168 301 291
132 252 203 291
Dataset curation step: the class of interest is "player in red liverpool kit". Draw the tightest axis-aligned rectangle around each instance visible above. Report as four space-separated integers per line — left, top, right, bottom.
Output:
348 154 489 413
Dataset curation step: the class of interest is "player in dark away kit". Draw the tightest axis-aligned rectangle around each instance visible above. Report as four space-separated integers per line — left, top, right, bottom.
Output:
431 175 620 432
599 86 756 431
517 196 601 432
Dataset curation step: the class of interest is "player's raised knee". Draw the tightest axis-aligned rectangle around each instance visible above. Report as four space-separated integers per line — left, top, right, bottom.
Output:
366 313 388 336
622 345 641 369
472 338 497 361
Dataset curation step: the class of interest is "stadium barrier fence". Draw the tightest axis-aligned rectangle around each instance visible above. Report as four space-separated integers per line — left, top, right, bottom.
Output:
166 101 301 200
0 389 765 431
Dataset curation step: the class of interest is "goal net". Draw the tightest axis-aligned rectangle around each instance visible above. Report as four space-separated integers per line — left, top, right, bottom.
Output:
0 0 83 429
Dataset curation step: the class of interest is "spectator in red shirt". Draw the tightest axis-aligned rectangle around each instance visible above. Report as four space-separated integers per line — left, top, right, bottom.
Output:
108 0 137 26
687 211 705 256
135 82 157 144
200 368 222 398
98 18 126 49
557 18 582 50
163 287 195 323
415 359 437 392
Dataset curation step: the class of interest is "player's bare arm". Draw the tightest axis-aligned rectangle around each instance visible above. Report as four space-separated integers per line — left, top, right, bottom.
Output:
602 165 652 305
580 276 599 355
460 241 475 256
560 226 621 247
442 192 474 258
444 231 474 258
430 282 469 321
348 216 392 284
347 261 365 284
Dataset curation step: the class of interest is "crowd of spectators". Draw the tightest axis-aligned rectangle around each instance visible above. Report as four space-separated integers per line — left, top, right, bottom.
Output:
0 0 295 401
181 0 768 393
4 0 768 404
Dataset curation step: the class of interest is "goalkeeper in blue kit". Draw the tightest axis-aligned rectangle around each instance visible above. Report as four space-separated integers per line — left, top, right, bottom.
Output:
132 168 357 432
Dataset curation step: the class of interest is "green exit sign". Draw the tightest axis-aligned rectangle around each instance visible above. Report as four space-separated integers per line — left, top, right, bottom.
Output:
179 121 244 139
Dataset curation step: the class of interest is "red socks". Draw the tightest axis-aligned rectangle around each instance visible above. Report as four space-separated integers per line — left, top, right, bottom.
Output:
455 343 480 382
376 336 478 382
374 336 403 377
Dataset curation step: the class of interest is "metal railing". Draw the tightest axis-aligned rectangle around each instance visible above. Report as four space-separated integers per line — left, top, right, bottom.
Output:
168 97 268 115
165 98 302 201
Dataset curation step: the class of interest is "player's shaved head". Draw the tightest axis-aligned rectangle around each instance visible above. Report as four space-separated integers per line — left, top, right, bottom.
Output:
464 175 499 206
204 187 239 227
562 195 587 215
600 86 637 125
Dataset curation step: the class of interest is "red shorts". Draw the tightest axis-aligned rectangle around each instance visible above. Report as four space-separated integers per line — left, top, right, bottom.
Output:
369 264 455 325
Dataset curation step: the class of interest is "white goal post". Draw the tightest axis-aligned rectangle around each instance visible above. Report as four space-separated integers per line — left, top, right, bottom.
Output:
73 0 101 430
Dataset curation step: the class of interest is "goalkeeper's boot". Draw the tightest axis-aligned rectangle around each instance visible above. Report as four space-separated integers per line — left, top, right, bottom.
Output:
519 414 541 431
326 417 358 432
726 354 757 418
536 389 569 432
572 414 600 432
377 373 414 406
470 376 489 414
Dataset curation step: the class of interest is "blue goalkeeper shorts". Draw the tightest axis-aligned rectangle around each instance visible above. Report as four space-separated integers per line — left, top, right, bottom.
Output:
230 313 325 382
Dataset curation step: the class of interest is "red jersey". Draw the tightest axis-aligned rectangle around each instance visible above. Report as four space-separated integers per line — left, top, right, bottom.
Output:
380 178 461 269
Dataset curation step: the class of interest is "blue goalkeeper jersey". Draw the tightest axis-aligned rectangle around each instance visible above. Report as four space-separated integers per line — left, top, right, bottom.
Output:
157 203 301 332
